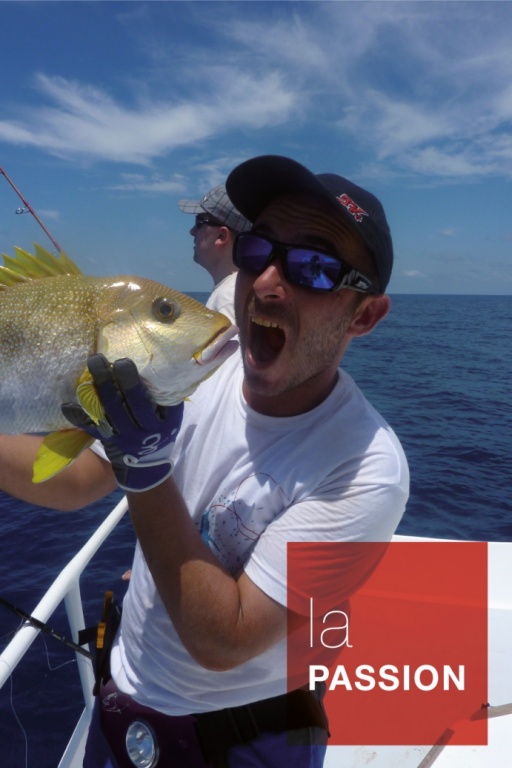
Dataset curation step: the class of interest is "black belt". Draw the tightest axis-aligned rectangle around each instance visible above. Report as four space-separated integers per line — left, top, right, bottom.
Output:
195 685 329 767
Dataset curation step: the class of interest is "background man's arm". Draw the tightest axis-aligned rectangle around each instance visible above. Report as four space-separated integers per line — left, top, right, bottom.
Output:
0 434 117 511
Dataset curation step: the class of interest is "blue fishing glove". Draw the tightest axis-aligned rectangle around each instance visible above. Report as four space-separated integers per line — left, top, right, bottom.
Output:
62 354 183 492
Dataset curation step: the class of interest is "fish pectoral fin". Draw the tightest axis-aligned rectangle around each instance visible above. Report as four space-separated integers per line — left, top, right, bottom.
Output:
76 380 106 426
33 429 95 484
76 374 113 436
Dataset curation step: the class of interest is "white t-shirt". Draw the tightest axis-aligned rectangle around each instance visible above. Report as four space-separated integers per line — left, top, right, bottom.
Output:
205 272 237 324
111 352 409 714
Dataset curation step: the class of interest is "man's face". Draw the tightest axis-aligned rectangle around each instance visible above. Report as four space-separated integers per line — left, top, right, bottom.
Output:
190 215 221 269
235 194 380 416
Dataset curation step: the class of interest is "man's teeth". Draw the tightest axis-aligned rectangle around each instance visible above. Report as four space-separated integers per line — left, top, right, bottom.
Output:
252 317 281 329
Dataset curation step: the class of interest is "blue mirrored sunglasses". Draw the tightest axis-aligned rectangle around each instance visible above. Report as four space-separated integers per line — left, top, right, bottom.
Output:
233 233 376 294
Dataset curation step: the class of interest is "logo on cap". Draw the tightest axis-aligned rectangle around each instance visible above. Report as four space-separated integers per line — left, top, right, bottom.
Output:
337 194 368 223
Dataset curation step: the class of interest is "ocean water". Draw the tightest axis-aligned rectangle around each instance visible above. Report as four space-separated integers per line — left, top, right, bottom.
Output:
1 293 511 767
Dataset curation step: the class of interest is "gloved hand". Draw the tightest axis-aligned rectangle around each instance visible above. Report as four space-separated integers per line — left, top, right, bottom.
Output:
62 354 184 492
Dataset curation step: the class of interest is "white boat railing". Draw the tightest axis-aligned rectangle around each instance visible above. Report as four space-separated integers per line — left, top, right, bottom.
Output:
0 495 129 715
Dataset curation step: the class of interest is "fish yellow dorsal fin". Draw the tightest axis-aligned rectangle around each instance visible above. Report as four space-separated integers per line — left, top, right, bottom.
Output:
33 429 95 483
0 244 82 289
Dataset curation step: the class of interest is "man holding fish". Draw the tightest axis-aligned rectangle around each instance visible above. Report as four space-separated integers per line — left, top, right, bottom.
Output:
0 156 409 767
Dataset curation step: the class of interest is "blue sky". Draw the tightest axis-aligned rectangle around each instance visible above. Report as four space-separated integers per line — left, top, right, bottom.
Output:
0 1 511 295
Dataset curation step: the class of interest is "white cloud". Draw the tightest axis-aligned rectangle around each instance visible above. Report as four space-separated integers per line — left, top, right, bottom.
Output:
177 156 257 196
0 70 297 165
37 209 60 221
322 4 512 180
107 173 184 193
1 2 512 185
228 13 331 75
401 146 482 178
339 95 455 160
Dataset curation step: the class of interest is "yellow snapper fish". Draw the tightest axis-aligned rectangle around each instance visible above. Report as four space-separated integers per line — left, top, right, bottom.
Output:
0 244 238 483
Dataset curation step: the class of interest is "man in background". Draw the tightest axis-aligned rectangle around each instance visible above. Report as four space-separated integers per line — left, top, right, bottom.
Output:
179 184 251 323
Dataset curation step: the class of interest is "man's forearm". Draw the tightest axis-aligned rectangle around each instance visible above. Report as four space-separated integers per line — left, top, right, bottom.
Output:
0 434 117 511
127 477 287 671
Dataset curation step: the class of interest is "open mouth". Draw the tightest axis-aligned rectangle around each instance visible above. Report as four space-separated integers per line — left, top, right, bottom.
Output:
249 316 286 364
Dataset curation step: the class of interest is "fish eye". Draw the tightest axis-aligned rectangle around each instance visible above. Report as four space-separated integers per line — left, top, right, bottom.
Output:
153 297 180 322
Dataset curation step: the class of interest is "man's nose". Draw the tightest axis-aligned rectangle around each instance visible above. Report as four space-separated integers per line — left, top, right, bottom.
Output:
252 259 289 301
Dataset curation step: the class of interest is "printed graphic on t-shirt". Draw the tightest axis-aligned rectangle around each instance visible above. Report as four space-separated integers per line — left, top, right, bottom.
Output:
199 472 290 572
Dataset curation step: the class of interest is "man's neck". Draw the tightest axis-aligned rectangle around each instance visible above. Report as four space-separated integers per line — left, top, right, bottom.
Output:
210 264 238 286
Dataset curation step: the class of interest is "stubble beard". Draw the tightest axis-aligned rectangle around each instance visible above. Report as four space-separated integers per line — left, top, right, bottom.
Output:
241 299 358 400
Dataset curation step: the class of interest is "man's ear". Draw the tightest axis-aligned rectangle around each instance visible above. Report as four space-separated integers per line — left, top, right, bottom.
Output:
215 226 231 245
349 295 391 338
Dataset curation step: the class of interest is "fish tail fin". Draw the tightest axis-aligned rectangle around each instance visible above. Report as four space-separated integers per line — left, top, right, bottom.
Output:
33 429 95 483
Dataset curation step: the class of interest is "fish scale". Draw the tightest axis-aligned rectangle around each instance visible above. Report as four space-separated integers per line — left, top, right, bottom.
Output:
0 276 100 432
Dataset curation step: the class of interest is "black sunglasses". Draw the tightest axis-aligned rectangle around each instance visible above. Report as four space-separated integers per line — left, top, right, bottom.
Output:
195 215 223 229
233 232 376 294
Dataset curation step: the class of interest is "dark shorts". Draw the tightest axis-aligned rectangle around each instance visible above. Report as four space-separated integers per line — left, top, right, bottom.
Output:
83 680 328 768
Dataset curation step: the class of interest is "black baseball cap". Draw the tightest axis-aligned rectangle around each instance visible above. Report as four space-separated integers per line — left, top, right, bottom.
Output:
226 155 393 292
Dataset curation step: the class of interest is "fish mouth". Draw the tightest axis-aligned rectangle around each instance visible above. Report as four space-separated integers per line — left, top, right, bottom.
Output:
194 325 239 366
248 315 287 366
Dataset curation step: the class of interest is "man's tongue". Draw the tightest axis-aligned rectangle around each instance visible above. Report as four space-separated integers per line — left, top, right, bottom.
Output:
251 322 286 364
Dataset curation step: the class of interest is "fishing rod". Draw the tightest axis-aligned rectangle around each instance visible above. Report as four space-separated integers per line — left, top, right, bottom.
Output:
0 166 65 254
0 595 93 660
